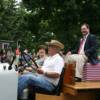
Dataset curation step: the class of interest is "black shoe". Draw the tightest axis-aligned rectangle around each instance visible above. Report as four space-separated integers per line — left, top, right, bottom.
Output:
74 77 82 82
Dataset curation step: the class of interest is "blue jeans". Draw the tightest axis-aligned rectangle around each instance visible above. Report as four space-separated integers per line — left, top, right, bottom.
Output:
18 73 55 97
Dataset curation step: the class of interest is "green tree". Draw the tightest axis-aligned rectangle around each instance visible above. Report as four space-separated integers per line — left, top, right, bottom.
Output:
0 0 100 51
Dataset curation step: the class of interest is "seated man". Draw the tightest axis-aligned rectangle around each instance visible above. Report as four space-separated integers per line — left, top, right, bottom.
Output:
65 23 99 82
18 40 64 99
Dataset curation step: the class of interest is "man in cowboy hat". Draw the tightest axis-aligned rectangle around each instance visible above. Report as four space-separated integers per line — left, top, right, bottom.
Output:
18 40 64 100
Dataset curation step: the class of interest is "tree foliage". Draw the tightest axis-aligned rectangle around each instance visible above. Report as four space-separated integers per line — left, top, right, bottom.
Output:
0 0 100 51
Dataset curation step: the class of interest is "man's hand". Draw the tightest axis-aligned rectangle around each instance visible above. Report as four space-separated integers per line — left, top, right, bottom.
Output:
66 51 72 56
25 67 33 72
37 68 44 74
37 68 60 78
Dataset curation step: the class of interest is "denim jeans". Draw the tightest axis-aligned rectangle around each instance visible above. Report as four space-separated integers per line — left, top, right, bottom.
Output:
18 73 55 97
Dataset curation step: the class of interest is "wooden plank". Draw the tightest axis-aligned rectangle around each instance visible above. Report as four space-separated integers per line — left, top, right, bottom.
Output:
36 92 97 100
64 82 100 90
62 81 100 95
36 93 66 100
63 63 75 85
63 85 77 95
36 82 100 100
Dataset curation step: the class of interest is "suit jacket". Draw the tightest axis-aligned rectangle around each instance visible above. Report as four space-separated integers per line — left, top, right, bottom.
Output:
71 34 99 64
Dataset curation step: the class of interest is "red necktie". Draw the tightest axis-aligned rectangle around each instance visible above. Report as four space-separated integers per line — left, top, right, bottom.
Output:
78 38 84 54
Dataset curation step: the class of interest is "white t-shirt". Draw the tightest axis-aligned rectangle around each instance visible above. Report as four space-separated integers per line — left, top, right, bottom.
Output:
39 53 64 86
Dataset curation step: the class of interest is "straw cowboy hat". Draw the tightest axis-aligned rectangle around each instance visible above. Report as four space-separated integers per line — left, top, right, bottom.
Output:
46 40 64 49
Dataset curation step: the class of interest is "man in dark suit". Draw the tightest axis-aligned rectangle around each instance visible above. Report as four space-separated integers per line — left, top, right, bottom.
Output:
65 23 98 82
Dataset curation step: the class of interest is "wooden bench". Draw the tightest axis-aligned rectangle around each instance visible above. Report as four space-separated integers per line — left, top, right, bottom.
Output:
36 81 100 100
23 61 100 99
31 63 100 100
63 81 100 95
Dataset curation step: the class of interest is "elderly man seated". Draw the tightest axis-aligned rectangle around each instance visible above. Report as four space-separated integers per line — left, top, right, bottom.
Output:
18 40 64 100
